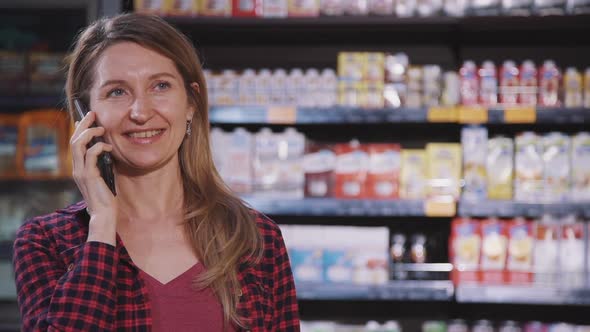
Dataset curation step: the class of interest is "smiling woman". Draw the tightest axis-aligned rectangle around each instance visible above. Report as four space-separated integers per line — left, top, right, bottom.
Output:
11 13 300 332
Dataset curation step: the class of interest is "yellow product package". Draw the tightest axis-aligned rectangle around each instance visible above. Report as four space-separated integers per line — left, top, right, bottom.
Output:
426 143 462 200
338 52 365 83
168 0 200 15
134 0 171 14
400 149 428 199
515 132 543 203
487 137 514 200
462 126 488 201
200 0 232 16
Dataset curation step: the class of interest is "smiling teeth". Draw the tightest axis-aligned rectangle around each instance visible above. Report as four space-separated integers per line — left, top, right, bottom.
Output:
128 130 162 138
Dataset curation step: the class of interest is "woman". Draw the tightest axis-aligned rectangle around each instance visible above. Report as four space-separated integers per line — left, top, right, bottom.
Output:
12 13 299 332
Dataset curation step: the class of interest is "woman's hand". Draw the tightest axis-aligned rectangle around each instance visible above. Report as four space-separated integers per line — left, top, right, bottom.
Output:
70 110 118 246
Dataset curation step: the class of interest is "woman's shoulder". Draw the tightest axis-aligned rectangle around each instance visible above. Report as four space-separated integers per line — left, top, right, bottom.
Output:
250 209 283 239
15 201 88 247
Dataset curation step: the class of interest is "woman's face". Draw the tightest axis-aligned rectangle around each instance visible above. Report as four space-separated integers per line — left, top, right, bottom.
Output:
89 41 194 173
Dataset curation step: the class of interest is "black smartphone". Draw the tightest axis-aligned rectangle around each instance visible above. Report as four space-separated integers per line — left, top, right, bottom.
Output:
73 99 117 195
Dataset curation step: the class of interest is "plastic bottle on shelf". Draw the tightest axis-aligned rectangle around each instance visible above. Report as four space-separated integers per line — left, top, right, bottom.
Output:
263 0 289 17
277 127 306 198
320 68 338 107
423 65 442 107
519 60 538 106
444 0 468 15
538 60 561 107
460 60 479 106
478 60 498 107
499 60 520 106
390 233 408 280
472 320 495 332
271 68 288 105
499 320 523 332
253 127 280 196
383 320 402 332
368 0 395 15
238 69 257 105
422 320 447 332
321 0 345 15
365 321 382 332
447 319 469 332
226 127 253 194
304 68 322 107
395 0 417 16
564 67 583 108
442 71 461 107
384 53 409 108
584 68 590 108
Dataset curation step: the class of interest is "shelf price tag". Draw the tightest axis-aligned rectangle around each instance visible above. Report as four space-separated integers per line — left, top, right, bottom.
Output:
424 197 456 217
504 107 536 123
267 106 297 124
427 106 458 123
458 106 488 124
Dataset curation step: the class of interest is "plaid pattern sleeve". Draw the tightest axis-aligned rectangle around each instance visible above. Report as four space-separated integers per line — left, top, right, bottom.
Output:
13 216 119 331
272 227 300 331
254 213 300 331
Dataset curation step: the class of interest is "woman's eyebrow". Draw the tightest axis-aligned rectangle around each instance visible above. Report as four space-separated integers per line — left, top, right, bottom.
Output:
99 73 178 89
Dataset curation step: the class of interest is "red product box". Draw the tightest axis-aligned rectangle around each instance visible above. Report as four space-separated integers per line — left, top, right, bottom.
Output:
506 218 534 284
365 143 401 199
303 142 335 198
479 218 508 284
450 217 481 285
232 0 263 16
334 141 369 199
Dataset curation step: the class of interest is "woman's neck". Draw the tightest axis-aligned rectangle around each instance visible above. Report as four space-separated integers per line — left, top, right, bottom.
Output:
114 158 185 226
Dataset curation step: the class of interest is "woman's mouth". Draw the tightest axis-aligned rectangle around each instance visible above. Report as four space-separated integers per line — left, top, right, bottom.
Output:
125 129 165 144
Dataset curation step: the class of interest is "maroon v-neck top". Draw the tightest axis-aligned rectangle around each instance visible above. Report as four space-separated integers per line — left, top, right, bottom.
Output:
139 263 236 332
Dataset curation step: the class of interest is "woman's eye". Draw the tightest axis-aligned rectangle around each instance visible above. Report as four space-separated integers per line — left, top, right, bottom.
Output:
107 88 125 97
155 82 171 90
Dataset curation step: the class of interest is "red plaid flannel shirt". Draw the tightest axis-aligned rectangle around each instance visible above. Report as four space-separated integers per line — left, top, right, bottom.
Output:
12 201 300 331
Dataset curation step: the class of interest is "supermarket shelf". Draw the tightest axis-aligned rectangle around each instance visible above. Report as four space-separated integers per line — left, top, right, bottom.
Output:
242 197 430 216
166 15 590 45
209 106 590 125
0 96 65 111
297 280 454 301
459 199 590 218
456 284 590 306
209 106 431 124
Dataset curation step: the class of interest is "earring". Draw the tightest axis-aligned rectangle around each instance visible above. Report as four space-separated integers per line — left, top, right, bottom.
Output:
186 119 192 137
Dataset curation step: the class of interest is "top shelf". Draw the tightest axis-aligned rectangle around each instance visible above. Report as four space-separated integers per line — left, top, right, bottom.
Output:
166 14 590 45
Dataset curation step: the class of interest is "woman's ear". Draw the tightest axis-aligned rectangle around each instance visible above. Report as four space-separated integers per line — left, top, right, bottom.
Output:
190 82 200 95
187 82 200 121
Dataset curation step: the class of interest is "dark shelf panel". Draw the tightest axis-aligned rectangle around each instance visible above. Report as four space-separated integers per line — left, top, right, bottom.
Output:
0 96 65 111
459 199 590 218
297 280 454 301
242 197 430 216
167 14 590 45
456 284 590 306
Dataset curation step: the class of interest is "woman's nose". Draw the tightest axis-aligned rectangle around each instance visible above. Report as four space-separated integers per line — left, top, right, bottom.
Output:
129 94 155 123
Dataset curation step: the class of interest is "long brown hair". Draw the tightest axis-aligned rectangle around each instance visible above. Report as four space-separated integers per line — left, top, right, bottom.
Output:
64 13 263 328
